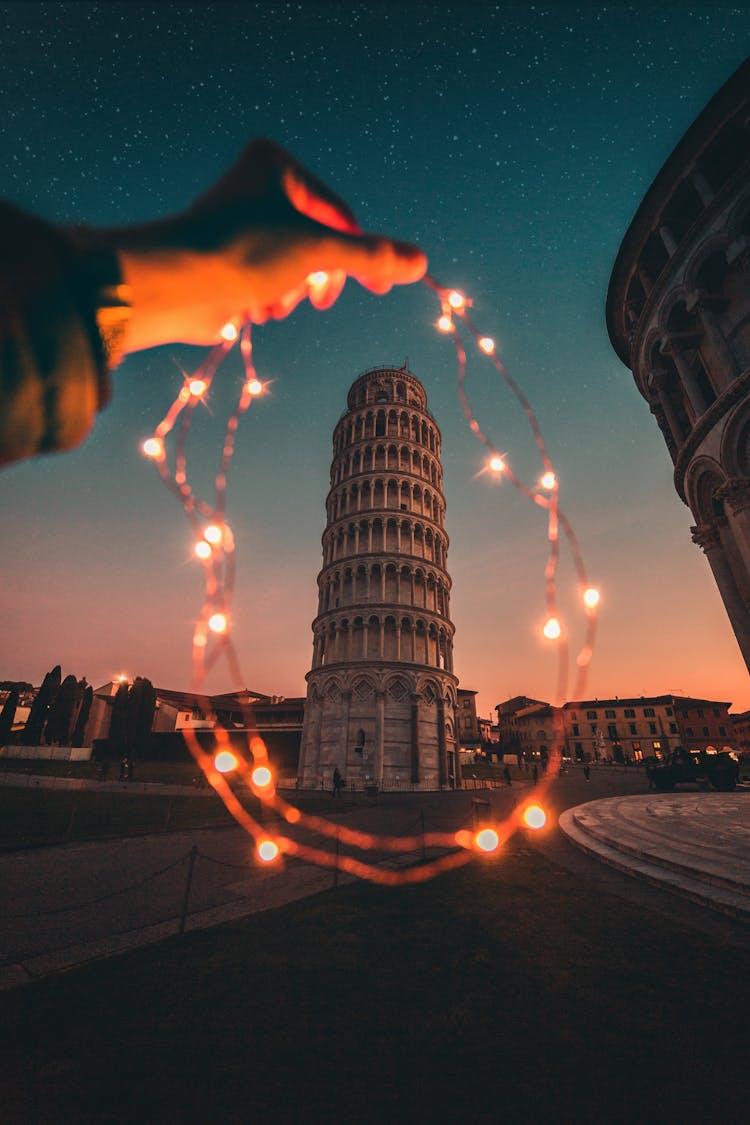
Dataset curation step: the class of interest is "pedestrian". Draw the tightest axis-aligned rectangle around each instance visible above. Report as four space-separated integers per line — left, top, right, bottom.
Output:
119 755 129 782
532 764 539 784
503 765 512 787
333 766 343 797
583 763 591 781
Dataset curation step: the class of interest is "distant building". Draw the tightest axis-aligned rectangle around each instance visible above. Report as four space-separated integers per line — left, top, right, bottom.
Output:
457 689 481 759
495 696 550 759
497 693 736 762
607 59 750 673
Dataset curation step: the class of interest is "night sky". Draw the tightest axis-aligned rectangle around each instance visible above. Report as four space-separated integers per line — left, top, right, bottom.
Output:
2 2 749 717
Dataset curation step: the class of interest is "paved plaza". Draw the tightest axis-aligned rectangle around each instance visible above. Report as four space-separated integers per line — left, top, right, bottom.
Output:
2 770 748 991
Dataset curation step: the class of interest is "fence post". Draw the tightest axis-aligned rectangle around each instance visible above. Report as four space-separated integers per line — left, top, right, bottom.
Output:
179 846 198 935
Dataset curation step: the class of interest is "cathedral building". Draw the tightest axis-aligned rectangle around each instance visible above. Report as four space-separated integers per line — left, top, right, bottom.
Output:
607 59 750 673
297 365 461 790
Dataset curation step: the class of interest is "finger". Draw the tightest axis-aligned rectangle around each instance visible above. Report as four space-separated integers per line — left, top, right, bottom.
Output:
314 232 428 292
308 268 347 310
282 166 361 235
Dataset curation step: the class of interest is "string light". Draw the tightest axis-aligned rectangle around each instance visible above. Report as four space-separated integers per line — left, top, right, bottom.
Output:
142 437 164 459
140 267 600 888
475 828 500 853
214 750 238 774
522 805 547 830
258 839 280 863
204 524 223 546
543 616 561 640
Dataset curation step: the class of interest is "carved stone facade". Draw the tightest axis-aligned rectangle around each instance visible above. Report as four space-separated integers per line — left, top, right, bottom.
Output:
607 59 750 672
298 366 460 790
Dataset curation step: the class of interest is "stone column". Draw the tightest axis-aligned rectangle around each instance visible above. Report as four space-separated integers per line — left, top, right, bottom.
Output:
691 522 750 672
649 371 687 447
340 690 352 768
661 337 706 416
437 696 448 789
410 694 421 783
690 293 737 392
374 689 385 786
715 479 750 586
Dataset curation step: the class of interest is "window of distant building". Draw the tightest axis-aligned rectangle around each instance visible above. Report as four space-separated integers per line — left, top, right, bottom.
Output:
702 727 709 737
686 727 693 736
643 708 655 717
463 699 471 708
629 723 637 735
653 741 661 751
649 722 657 735
669 723 678 734
590 724 597 734
633 741 641 751
624 708 635 718
587 710 597 719
572 724 580 736
607 724 618 739
719 726 726 736
697 708 704 718
712 708 720 717
605 709 616 719
666 708 673 716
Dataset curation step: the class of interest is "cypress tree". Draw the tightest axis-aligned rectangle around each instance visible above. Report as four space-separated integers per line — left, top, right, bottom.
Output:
126 677 156 759
109 681 130 755
22 665 61 746
72 683 93 748
44 674 81 746
0 688 19 745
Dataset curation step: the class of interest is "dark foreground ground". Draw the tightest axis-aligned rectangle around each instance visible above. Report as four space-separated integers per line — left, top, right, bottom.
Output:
2 776 749 1125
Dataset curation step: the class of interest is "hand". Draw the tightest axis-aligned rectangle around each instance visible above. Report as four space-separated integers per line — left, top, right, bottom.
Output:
108 139 427 351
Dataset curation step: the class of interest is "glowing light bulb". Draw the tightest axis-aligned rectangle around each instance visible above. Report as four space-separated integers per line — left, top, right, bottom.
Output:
448 290 465 310
118 674 128 683
540 471 557 491
252 766 273 788
306 270 329 287
189 378 207 398
258 839 280 863
489 455 506 474
214 750 238 774
208 612 228 634
478 336 495 355
246 378 263 396
543 616 561 640
220 322 238 342
194 540 212 560
522 805 547 830
204 524 223 545
142 437 164 459
475 828 500 853
437 315 453 333
583 587 600 609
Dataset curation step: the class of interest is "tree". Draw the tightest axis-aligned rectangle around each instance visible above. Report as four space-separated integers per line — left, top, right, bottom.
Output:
0 688 19 745
71 683 93 748
126 677 156 759
44 674 83 746
22 665 61 745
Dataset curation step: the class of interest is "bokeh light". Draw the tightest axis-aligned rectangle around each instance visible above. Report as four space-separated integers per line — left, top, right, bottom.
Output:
214 750 238 773
258 839 280 863
522 805 547 830
543 616 561 640
475 828 500 852
252 765 273 788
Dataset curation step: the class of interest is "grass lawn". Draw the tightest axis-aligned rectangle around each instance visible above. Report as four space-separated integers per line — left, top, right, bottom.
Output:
2 837 748 1124
0 787 358 849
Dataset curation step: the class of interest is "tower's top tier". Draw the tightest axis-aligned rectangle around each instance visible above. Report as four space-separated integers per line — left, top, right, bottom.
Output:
346 366 427 413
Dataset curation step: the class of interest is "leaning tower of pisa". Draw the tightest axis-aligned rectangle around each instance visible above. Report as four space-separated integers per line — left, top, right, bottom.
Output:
297 365 460 790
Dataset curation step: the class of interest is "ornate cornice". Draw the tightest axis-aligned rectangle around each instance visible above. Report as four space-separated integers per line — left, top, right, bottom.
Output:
690 522 721 551
715 475 750 514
